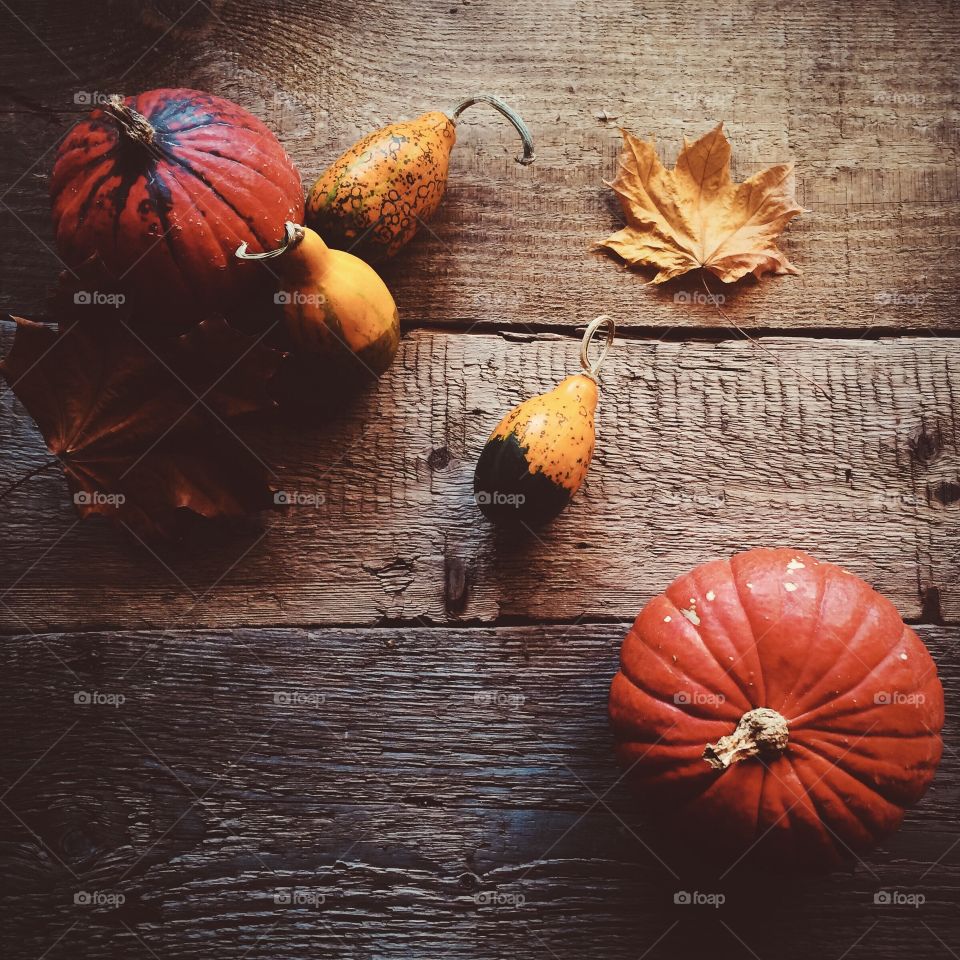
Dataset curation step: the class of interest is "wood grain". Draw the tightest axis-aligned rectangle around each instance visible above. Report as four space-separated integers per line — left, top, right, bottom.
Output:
2 322 958 632
1 623 958 960
1 0 957 330
1 0 958 956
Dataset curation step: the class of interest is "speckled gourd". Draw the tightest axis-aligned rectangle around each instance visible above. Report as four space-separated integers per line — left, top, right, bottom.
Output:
306 94 534 262
473 316 615 526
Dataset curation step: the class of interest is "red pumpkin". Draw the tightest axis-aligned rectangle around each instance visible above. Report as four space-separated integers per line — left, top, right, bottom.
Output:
609 548 944 869
50 88 304 320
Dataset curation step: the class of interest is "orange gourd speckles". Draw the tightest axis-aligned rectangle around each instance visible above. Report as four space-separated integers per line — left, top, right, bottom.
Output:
490 374 599 491
474 317 614 526
306 95 534 262
307 112 456 262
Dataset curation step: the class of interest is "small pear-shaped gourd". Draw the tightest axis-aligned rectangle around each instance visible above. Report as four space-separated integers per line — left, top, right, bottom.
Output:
474 316 615 525
306 94 535 262
237 222 400 378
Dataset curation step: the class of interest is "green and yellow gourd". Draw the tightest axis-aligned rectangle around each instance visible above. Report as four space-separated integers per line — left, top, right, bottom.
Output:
236 221 399 379
306 94 535 262
474 316 615 525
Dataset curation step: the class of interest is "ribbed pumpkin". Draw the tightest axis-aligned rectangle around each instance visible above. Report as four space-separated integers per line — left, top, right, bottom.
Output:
50 88 304 320
609 548 944 870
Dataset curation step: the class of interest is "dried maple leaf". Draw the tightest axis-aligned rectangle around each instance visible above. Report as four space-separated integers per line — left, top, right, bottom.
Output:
1 314 281 539
600 123 804 284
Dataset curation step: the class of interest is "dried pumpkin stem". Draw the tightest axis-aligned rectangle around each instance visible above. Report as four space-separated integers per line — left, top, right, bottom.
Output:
703 707 789 770
450 94 536 165
580 315 616 380
103 95 157 148
236 221 305 260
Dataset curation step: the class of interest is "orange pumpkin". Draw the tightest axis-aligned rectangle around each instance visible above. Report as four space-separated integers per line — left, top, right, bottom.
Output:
609 548 945 869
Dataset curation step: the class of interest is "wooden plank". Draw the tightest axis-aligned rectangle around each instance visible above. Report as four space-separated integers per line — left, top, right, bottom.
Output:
1 0 958 330
1 623 958 960
2 323 958 632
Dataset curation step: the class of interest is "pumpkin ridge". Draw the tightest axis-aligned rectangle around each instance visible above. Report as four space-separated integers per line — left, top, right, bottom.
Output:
654 594 752 708
144 169 194 288
173 145 298 235
173 143 294 192
616 732 720 749
161 153 272 250
55 135 116 168
619 660 737 722
71 156 120 223
158 164 263 282
784 567 882 716
794 735 935 809
796 723 941 743
776 559 833 714
752 758 815 856
623 608 749 717
109 166 149 248
789 742 897 845
789 634 936 730
146 90 271 136
781 756 864 862
161 117 233 135
726 553 771 705
688 565 764 709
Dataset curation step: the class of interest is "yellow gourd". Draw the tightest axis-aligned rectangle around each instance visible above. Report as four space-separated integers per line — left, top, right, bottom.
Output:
306 94 535 262
237 222 399 378
474 316 616 525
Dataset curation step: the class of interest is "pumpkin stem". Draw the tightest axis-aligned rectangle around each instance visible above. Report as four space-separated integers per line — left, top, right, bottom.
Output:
450 94 536 165
103 95 157 149
236 221 305 260
579 315 615 380
703 707 789 770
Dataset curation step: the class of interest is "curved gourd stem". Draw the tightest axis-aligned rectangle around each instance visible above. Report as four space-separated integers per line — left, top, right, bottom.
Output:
450 94 536 165
579 315 616 380
236 221 304 260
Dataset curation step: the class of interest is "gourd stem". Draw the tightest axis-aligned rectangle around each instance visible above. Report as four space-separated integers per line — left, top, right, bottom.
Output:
236 221 305 260
703 707 789 770
0 458 61 502
579 315 616 380
103 95 158 150
450 94 536 165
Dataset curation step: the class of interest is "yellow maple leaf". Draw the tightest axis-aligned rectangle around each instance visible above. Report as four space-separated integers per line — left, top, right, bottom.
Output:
600 123 805 284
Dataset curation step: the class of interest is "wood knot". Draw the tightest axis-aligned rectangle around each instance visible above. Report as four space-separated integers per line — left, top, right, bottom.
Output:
931 480 960 506
444 554 469 615
427 447 452 471
919 585 945 625
909 421 944 466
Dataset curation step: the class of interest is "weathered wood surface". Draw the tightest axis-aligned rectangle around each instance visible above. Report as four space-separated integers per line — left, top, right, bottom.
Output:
2 322 958 632
1 624 958 960
1 0 959 957
1 0 958 331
